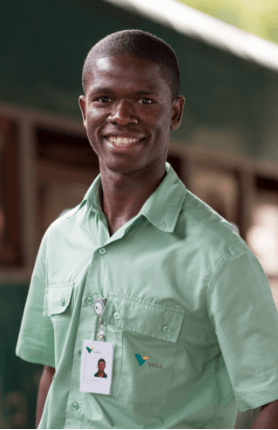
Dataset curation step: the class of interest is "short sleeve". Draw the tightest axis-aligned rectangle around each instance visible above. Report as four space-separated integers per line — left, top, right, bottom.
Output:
15 231 55 368
207 245 278 412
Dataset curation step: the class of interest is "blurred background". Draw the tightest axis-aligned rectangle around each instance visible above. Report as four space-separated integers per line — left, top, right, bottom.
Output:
1 0 278 427
178 0 278 44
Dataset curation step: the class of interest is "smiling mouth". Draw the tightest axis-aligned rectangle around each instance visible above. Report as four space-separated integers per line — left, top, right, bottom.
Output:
104 136 145 150
106 136 142 147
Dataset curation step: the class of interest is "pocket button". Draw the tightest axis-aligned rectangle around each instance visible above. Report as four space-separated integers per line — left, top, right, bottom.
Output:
86 296 93 305
71 402 79 411
60 298 66 306
113 312 121 320
163 325 171 333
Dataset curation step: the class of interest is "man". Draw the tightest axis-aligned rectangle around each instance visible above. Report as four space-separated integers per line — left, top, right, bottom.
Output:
16 30 278 429
94 359 108 378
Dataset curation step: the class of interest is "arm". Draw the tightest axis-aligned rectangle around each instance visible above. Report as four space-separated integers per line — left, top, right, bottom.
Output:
36 365 55 428
252 400 278 429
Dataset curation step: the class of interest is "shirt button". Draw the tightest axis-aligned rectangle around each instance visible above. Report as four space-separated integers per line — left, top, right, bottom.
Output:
78 349 82 356
86 296 93 305
99 248 107 255
60 298 66 306
113 312 121 320
163 325 171 333
71 402 79 411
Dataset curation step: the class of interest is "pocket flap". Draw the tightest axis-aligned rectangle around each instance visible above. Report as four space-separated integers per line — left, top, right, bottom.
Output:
47 282 74 316
102 295 185 343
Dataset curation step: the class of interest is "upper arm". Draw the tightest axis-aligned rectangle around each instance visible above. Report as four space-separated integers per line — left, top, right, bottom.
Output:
261 400 278 410
44 366 55 375
207 247 278 412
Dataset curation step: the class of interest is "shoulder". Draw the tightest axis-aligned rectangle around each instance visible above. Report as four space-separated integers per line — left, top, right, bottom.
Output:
179 188 250 267
43 201 88 247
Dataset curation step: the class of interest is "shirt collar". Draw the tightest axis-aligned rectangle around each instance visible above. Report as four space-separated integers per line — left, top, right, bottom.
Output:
68 162 186 233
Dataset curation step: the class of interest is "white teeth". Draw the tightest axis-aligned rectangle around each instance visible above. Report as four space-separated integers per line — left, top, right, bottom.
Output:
108 136 140 146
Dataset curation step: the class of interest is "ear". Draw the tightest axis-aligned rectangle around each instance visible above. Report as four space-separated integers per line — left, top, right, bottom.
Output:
78 95 87 128
170 96 185 130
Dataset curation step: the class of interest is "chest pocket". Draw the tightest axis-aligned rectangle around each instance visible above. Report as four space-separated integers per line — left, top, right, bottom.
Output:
102 295 184 406
45 282 74 321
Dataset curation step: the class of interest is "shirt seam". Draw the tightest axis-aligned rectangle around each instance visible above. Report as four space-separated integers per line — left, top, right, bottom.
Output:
209 246 240 280
248 253 278 327
105 292 185 315
206 246 240 327
195 358 219 426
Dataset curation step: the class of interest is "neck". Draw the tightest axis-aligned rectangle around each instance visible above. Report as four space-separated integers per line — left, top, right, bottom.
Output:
99 161 167 235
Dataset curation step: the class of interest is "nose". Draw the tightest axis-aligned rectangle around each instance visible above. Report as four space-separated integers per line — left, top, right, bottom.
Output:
108 100 138 126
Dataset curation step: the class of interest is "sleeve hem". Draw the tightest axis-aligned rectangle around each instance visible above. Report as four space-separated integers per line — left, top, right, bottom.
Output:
16 344 55 368
236 383 278 412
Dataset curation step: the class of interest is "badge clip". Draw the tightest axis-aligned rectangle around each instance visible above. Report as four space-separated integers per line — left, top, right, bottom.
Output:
93 298 106 342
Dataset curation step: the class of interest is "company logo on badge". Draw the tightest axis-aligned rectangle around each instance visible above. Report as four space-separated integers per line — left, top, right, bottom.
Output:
135 353 149 366
86 347 94 354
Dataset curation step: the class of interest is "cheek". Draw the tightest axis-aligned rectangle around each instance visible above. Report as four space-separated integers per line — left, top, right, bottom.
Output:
85 113 104 144
151 108 171 129
146 107 165 123
151 116 171 139
86 108 105 129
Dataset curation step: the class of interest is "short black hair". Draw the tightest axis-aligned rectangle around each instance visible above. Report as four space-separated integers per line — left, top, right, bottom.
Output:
98 358 105 364
82 29 180 102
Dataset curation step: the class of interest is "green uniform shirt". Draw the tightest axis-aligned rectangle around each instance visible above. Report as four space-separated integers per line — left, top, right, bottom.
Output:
16 162 278 429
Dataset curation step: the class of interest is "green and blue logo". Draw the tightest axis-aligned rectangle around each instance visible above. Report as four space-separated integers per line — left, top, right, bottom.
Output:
135 354 149 366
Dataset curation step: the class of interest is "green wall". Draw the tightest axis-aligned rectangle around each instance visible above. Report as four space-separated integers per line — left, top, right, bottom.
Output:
0 284 43 428
1 0 278 159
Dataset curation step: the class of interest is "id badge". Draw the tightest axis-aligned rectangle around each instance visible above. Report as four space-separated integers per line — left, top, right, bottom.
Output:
80 340 114 395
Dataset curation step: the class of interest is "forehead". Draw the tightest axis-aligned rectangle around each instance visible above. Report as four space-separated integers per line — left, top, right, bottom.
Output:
94 54 160 71
86 55 167 93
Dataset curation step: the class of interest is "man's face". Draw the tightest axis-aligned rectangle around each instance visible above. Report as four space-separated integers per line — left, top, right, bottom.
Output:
79 54 184 174
98 361 105 372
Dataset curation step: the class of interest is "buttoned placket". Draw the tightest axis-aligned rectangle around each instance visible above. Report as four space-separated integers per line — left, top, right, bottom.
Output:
64 208 117 428
64 201 146 428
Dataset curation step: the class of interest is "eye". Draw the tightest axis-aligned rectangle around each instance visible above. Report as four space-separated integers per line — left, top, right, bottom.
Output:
93 96 154 104
95 96 109 103
141 98 153 105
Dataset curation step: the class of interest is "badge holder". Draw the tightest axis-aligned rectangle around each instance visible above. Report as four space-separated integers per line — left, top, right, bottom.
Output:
80 297 114 395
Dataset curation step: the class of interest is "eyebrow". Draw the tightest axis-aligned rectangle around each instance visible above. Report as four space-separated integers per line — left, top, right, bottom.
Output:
89 87 159 96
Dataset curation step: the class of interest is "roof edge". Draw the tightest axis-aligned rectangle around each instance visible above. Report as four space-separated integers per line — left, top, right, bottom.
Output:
103 0 278 74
